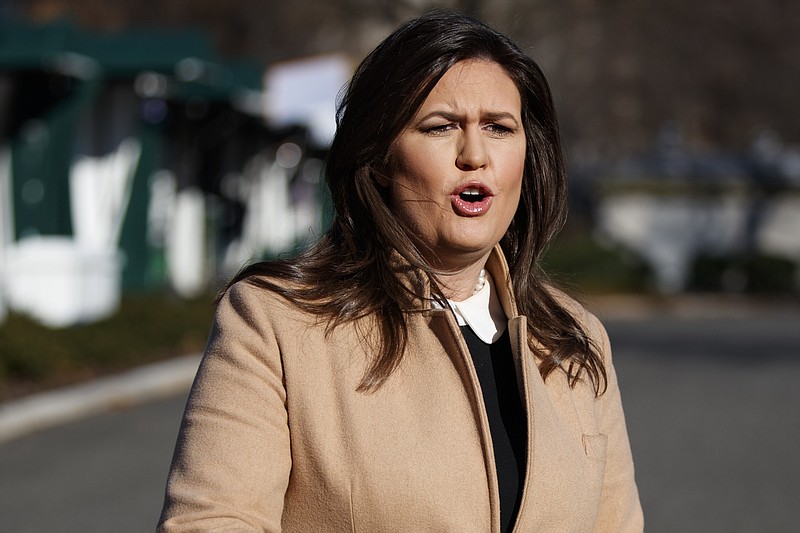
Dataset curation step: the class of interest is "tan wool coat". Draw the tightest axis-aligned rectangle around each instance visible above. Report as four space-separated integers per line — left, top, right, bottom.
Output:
158 247 643 532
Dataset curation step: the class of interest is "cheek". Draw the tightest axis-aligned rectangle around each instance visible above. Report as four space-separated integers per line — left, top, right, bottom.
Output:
391 137 446 188
500 150 525 220
399 158 441 193
390 172 446 217
502 147 526 195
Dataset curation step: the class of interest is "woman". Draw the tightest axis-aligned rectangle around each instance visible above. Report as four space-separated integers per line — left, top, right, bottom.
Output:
159 11 643 532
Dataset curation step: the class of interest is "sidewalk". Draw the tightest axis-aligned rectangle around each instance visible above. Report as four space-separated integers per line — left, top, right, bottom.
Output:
587 292 800 320
0 354 200 443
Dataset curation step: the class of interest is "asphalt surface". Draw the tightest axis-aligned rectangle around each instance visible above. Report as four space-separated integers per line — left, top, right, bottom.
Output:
1 309 799 532
0 393 189 533
605 314 800 533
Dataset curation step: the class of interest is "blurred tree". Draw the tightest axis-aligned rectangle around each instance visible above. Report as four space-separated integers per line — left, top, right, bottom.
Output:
7 0 800 162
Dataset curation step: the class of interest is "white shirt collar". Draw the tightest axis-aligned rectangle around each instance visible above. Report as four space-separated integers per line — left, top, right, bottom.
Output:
444 271 508 344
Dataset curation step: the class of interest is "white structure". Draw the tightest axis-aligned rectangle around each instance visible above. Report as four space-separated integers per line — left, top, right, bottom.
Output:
758 196 800 285
1 139 140 327
0 147 13 325
4 236 122 328
166 186 207 299
222 146 323 275
264 54 352 148
597 190 800 293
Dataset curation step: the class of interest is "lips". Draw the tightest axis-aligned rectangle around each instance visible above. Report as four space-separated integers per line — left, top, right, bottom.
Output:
450 182 494 216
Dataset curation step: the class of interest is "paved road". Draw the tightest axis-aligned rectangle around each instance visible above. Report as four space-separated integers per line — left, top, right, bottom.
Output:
606 313 800 533
1 311 798 532
0 392 189 533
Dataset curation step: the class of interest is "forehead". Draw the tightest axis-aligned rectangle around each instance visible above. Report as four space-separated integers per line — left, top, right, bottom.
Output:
417 59 521 115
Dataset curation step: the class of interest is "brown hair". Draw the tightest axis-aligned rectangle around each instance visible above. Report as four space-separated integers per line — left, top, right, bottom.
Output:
229 11 607 395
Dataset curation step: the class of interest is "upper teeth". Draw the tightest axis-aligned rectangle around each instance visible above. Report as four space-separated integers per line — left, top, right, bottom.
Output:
462 188 481 196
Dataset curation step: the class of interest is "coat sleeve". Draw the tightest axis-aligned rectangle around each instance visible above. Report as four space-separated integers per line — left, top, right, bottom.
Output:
589 313 645 532
158 282 291 532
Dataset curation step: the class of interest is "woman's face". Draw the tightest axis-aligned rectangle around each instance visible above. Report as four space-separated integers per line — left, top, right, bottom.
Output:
386 59 526 271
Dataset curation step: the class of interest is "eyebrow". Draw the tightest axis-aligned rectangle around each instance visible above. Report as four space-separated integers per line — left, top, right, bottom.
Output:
416 110 521 127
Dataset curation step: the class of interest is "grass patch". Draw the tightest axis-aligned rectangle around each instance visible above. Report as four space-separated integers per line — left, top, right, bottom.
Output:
0 292 216 401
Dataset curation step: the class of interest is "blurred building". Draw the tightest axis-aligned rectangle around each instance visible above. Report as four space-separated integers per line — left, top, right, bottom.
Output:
0 19 339 327
594 126 800 294
2 4 798 328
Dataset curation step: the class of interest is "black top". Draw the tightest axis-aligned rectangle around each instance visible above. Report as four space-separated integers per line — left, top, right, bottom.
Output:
460 325 527 533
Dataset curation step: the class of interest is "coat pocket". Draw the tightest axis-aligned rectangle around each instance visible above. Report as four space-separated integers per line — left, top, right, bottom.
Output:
581 432 609 517
582 432 608 460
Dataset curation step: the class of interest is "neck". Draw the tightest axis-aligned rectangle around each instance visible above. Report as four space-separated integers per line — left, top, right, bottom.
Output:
437 262 487 302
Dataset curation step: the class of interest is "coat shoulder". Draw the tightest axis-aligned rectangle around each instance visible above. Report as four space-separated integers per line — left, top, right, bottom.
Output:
222 276 318 323
545 285 606 341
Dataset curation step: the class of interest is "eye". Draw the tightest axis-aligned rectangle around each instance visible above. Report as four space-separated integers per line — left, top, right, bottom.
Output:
423 123 455 135
484 123 515 136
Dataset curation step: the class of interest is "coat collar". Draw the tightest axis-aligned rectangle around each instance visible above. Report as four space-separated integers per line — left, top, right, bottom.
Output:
392 244 521 319
484 244 520 320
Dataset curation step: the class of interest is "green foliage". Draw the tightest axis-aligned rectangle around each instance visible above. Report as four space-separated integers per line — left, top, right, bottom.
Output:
0 292 216 400
542 232 652 294
690 253 797 293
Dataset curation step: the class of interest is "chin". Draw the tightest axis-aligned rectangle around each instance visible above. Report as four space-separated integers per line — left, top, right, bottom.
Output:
448 229 503 253
436 240 497 261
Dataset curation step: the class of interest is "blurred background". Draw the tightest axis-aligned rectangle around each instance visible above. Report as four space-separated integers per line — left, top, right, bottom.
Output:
0 1 798 532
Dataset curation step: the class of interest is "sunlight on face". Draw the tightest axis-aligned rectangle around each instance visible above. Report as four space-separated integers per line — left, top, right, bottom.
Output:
387 59 526 271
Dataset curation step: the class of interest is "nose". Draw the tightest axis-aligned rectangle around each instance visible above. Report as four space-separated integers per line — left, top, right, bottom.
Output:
456 128 488 171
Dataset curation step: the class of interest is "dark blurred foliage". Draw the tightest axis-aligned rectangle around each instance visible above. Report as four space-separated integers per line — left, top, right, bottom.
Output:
5 0 799 164
690 253 797 293
0 292 215 400
542 231 652 294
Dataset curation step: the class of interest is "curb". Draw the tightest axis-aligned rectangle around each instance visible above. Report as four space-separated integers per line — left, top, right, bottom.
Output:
586 294 800 321
0 353 201 444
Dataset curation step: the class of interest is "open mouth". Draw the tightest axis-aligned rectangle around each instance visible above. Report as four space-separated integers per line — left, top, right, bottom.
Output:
451 182 494 216
459 188 486 203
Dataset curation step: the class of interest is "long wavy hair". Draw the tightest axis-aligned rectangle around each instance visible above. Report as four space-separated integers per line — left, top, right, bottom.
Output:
229 11 607 395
